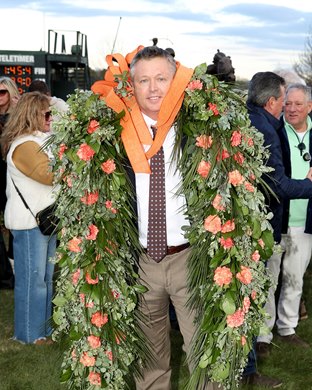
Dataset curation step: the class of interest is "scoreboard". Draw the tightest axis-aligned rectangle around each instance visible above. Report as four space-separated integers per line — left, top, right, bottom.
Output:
0 51 47 94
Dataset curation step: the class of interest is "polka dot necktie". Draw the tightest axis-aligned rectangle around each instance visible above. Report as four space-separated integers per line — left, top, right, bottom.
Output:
147 125 167 262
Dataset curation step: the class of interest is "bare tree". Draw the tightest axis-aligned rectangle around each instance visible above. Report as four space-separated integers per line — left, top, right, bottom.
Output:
294 28 312 86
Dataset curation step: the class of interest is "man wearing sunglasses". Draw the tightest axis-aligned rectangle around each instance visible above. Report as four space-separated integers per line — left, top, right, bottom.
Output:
275 83 312 346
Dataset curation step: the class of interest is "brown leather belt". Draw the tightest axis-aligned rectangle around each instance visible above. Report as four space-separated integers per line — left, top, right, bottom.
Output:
143 243 190 256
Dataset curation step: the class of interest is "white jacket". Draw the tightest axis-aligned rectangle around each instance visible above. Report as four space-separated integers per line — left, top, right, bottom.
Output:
5 132 56 230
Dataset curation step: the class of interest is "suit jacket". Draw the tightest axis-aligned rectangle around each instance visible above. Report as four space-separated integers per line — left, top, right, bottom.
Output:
247 102 312 243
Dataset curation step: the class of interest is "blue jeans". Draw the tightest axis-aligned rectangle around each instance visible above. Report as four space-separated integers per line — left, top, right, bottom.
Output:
243 339 257 377
12 227 56 343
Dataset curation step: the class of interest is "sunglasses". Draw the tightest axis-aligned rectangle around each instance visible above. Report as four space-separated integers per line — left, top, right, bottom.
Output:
297 142 311 162
0 89 9 96
43 111 52 121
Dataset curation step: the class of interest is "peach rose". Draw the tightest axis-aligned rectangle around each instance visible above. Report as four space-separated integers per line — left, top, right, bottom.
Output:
86 224 99 240
213 266 233 287
80 352 95 367
187 80 203 90
196 135 213 149
251 250 260 262
212 194 225 211
231 130 242 146
77 143 96 161
221 219 235 233
72 269 81 285
105 350 113 361
80 191 99 205
91 311 108 327
241 336 247 346
220 236 234 249
88 372 101 386
86 272 99 285
233 152 245 165
204 215 222 234
236 266 253 285
228 170 244 186
58 143 67 160
208 102 219 115
101 159 116 174
251 290 257 300
68 237 82 253
243 296 251 313
226 308 245 328
244 181 255 192
87 119 100 134
88 335 101 349
258 239 265 249
197 160 211 178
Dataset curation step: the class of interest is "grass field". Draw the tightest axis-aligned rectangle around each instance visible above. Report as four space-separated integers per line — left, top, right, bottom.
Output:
1 265 312 389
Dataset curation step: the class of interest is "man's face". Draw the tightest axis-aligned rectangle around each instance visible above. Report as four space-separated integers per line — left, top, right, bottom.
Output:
132 57 175 120
284 88 312 131
271 85 285 119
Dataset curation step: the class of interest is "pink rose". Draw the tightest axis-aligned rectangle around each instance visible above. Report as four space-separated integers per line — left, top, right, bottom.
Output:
91 311 108 327
204 215 222 234
88 335 101 349
80 191 99 205
88 372 101 386
112 290 120 299
226 308 245 328
236 266 253 285
196 135 212 149
251 290 257 300
216 149 230 161
220 236 234 249
187 79 203 90
80 352 95 367
86 272 99 285
228 170 244 186
213 266 233 287
87 119 100 134
77 143 96 161
101 159 116 174
251 250 260 262
231 130 242 146
197 160 211 178
68 237 82 253
86 224 99 240
221 219 235 233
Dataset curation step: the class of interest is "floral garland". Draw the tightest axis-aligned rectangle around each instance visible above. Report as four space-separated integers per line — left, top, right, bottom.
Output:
176 64 275 389
50 63 275 390
50 90 149 389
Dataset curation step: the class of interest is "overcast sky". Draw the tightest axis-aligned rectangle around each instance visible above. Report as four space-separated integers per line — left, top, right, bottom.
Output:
0 1 311 79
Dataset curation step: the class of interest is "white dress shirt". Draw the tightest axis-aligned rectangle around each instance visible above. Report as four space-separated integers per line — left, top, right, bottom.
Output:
135 114 190 247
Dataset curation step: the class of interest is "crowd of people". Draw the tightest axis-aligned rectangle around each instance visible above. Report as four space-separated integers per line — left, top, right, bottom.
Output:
0 45 312 389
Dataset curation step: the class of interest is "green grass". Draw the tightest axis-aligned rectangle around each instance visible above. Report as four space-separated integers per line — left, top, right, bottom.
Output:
1 265 312 389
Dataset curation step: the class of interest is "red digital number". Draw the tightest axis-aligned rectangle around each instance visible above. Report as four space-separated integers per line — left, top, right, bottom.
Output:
17 66 23 76
17 77 23 85
25 66 32 75
9 66 17 75
25 77 32 87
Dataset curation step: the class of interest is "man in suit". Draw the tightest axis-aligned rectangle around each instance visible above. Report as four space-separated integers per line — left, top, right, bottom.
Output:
243 72 312 387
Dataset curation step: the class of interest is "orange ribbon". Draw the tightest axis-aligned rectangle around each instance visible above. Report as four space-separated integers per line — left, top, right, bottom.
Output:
91 46 194 173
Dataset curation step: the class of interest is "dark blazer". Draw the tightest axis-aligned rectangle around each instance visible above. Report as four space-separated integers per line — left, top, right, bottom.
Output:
247 102 312 243
277 122 312 234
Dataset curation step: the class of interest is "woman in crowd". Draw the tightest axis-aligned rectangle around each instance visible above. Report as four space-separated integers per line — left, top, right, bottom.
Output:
0 76 20 286
1 91 57 344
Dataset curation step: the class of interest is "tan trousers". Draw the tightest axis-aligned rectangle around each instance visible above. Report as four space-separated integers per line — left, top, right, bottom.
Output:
135 248 222 390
